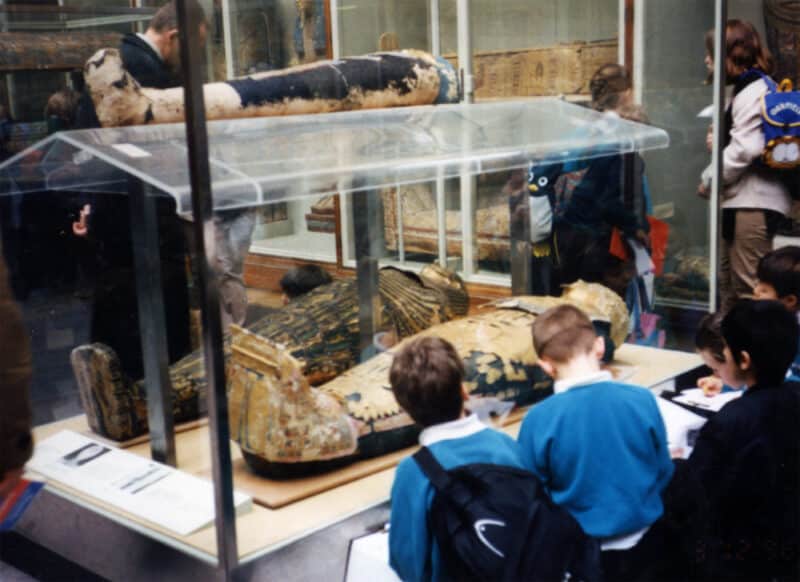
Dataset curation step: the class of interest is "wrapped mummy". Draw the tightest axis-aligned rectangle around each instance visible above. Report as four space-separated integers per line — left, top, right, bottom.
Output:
84 48 459 127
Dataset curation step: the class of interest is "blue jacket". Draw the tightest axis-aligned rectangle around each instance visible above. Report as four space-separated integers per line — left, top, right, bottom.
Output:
518 379 673 539
389 416 526 582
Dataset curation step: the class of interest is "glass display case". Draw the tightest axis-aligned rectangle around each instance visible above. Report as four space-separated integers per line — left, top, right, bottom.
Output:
1 88 677 578
0 0 756 579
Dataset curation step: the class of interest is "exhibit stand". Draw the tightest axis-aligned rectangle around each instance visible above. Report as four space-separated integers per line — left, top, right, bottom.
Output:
1 97 675 579
17 344 702 581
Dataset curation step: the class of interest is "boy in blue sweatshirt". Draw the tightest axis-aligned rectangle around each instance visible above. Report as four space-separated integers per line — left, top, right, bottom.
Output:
752 245 800 381
388 336 526 582
518 304 673 581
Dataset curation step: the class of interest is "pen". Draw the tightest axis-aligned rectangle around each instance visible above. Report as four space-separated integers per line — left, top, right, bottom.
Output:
685 400 711 410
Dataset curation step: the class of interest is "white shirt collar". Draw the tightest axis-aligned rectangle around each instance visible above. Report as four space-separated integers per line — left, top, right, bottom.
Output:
137 32 164 61
419 414 486 447
553 370 613 395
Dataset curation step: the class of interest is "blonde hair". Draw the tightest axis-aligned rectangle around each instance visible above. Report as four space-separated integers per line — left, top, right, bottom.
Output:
532 304 597 363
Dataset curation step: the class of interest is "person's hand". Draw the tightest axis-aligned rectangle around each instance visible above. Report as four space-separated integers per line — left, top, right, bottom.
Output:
698 375 723 397
697 182 710 199
706 124 714 153
72 204 91 237
0 467 24 501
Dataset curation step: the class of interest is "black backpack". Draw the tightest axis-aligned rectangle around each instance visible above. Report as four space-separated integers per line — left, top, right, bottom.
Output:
414 447 602 582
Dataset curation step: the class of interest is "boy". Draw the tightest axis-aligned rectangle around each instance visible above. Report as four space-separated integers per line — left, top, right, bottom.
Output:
676 300 800 580
518 304 673 580
694 313 745 396
753 245 800 380
388 336 526 582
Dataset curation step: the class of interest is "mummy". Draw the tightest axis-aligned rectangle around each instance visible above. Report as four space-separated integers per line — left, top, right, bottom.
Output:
84 48 459 127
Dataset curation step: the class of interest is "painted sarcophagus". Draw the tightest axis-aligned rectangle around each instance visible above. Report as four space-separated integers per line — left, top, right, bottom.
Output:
228 280 630 478
71 265 469 441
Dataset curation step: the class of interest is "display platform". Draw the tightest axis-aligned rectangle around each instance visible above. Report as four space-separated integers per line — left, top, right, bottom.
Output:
25 343 702 571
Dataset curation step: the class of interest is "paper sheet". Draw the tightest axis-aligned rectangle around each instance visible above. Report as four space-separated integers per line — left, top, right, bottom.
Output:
656 397 707 458
672 388 743 413
28 430 251 536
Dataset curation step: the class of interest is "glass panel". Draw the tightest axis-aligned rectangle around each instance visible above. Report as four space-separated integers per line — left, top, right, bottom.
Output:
641 0 715 348
0 100 670 208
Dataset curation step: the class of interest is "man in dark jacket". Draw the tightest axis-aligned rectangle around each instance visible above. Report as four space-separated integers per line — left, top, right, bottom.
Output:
0 249 32 500
672 300 800 581
76 0 207 127
73 1 207 379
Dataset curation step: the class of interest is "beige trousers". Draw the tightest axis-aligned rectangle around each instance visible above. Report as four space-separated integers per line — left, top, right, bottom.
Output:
719 209 773 313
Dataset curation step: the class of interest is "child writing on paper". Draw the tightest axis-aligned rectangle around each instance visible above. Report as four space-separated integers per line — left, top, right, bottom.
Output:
673 300 800 580
518 304 673 581
694 313 745 396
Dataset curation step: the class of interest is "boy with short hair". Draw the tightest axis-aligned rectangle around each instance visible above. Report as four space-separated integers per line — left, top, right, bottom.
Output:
388 336 526 582
677 300 800 580
753 245 800 380
518 304 673 580
694 312 745 396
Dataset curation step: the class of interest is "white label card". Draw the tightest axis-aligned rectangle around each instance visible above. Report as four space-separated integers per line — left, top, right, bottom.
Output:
112 143 151 158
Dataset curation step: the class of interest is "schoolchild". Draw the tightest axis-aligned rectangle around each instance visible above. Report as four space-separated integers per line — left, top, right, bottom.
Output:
752 245 800 380
518 304 673 581
697 20 791 312
387 336 526 582
694 312 744 396
675 300 800 580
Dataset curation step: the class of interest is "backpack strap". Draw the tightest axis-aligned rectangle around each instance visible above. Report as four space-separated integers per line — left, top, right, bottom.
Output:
746 68 777 93
413 447 452 492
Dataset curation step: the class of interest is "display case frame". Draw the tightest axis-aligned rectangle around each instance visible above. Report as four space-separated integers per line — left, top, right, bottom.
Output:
1 0 734 579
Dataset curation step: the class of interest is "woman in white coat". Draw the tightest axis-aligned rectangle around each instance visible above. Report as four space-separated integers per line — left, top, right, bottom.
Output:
700 20 791 312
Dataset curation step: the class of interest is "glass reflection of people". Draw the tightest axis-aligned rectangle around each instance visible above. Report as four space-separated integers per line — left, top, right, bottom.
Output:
696 20 790 313
71 1 209 380
60 443 110 468
552 64 651 299
0 250 33 501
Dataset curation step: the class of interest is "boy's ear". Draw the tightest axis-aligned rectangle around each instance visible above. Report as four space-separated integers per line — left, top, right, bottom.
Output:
537 357 557 379
592 336 606 361
781 294 798 312
738 350 752 372
461 384 470 402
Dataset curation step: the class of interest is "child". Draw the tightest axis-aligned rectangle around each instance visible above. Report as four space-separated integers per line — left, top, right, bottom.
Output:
699 20 790 312
753 246 800 381
694 312 745 396
388 336 526 582
676 300 800 580
278 264 332 304
518 304 673 581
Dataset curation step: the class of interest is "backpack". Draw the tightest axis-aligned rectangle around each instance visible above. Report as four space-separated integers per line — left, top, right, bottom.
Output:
753 70 800 170
414 447 602 582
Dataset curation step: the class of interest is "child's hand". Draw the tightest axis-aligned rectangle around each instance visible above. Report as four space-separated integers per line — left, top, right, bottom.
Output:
698 375 723 397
